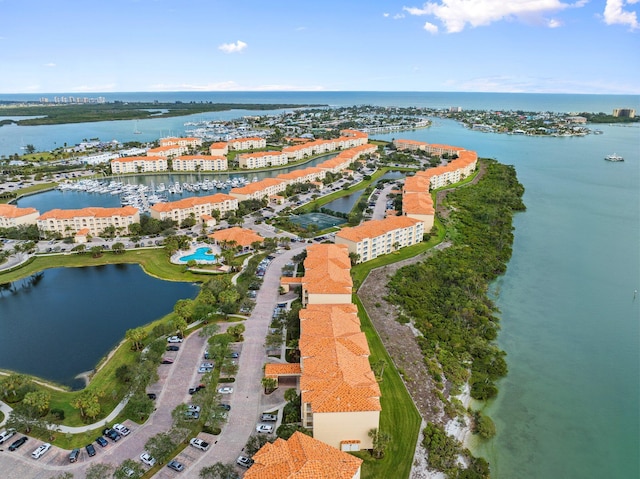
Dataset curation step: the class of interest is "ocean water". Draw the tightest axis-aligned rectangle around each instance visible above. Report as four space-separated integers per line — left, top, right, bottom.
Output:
1 92 639 477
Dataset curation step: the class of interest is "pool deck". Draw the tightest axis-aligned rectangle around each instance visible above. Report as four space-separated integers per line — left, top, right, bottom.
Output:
171 243 221 265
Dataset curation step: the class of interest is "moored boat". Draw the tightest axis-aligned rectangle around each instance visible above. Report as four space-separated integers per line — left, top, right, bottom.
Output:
604 153 624 162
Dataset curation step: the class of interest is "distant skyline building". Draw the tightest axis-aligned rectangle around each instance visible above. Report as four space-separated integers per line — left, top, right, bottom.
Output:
613 108 636 118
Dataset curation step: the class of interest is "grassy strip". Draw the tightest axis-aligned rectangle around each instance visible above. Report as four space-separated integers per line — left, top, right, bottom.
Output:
0 248 213 283
353 295 421 479
0 182 58 203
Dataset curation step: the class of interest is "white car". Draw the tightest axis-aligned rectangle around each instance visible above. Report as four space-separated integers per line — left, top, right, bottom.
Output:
189 437 210 451
140 452 156 467
167 336 183 343
218 386 233 394
236 455 254 468
113 423 131 436
0 428 16 444
187 405 201 413
256 424 273 434
31 443 51 459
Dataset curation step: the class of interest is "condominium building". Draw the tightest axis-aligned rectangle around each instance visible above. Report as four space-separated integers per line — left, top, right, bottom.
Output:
149 193 238 223
228 137 267 150
146 145 187 158
0 204 40 228
171 155 228 172
208 226 264 250
415 149 477 189
159 137 202 148
393 139 427 151
238 151 288 169
335 216 425 263
229 178 287 201
301 244 353 306
37 206 140 236
110 156 168 174
245 431 363 479
209 142 229 156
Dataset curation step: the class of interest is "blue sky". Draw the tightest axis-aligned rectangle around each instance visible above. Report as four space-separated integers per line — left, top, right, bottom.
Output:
0 0 638 94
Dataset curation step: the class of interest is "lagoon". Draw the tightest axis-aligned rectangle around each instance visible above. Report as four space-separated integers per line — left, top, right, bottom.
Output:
0 264 198 389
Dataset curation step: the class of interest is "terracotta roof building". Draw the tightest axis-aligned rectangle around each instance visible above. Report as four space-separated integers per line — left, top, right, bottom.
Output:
301 244 353 306
335 216 424 263
208 226 263 249
159 137 202 148
146 145 187 158
228 137 267 150
0 204 40 228
238 151 288 169
37 206 139 236
110 156 168 174
171 155 228 172
245 431 363 479
149 193 238 223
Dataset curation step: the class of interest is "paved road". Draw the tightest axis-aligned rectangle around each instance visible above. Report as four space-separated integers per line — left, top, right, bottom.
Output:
182 243 306 476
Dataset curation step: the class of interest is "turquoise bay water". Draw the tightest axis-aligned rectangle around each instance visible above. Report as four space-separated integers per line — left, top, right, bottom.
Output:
374 121 640 479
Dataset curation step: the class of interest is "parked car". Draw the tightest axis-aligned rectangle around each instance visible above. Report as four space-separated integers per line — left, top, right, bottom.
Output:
188 384 205 394
167 336 183 343
185 410 200 420
9 436 28 451
227 352 239 359
218 403 231 411
189 438 210 451
261 413 278 422
161 358 174 364
147 393 157 400
69 448 80 463
85 443 96 457
256 424 273 434
103 428 121 442
203 351 210 359
0 428 16 444
31 443 51 459
96 436 108 447
187 405 201 413
167 459 185 472
166 345 180 351
236 455 254 468
218 386 233 394
140 452 156 467
113 423 131 436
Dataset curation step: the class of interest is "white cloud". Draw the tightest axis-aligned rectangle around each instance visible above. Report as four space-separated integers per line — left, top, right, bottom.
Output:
394 13 406 19
424 21 439 33
383 12 390 17
44 62 56 67
71 83 117 92
218 40 248 54
403 0 582 32
547 18 563 27
603 0 639 29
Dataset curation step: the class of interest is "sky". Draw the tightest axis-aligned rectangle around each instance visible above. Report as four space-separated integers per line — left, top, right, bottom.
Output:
0 0 638 94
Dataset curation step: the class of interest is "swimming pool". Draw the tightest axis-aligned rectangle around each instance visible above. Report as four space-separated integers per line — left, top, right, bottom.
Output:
179 247 217 263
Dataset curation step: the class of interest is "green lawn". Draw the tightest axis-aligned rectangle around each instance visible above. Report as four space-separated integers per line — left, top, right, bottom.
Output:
0 248 213 283
0 182 58 203
353 295 422 479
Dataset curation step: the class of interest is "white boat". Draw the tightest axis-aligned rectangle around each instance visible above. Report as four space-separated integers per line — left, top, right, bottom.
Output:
604 153 624 162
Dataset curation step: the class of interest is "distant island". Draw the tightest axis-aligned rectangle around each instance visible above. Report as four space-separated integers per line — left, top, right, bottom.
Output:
0 101 326 126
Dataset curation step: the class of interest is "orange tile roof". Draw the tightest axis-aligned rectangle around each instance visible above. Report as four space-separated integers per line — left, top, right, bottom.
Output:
147 145 182 153
403 192 434 215
245 431 362 479
0 204 38 218
75 228 90 236
265 363 303 378
208 226 263 247
335 216 422 243
150 193 236 213
303 244 352 295
38 206 138 220
239 151 285 159
209 141 228 149
175 155 226 161
230 178 286 195
403 175 430 193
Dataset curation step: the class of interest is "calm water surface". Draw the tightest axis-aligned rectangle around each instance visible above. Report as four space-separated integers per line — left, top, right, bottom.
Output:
0 264 198 388
375 120 640 479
